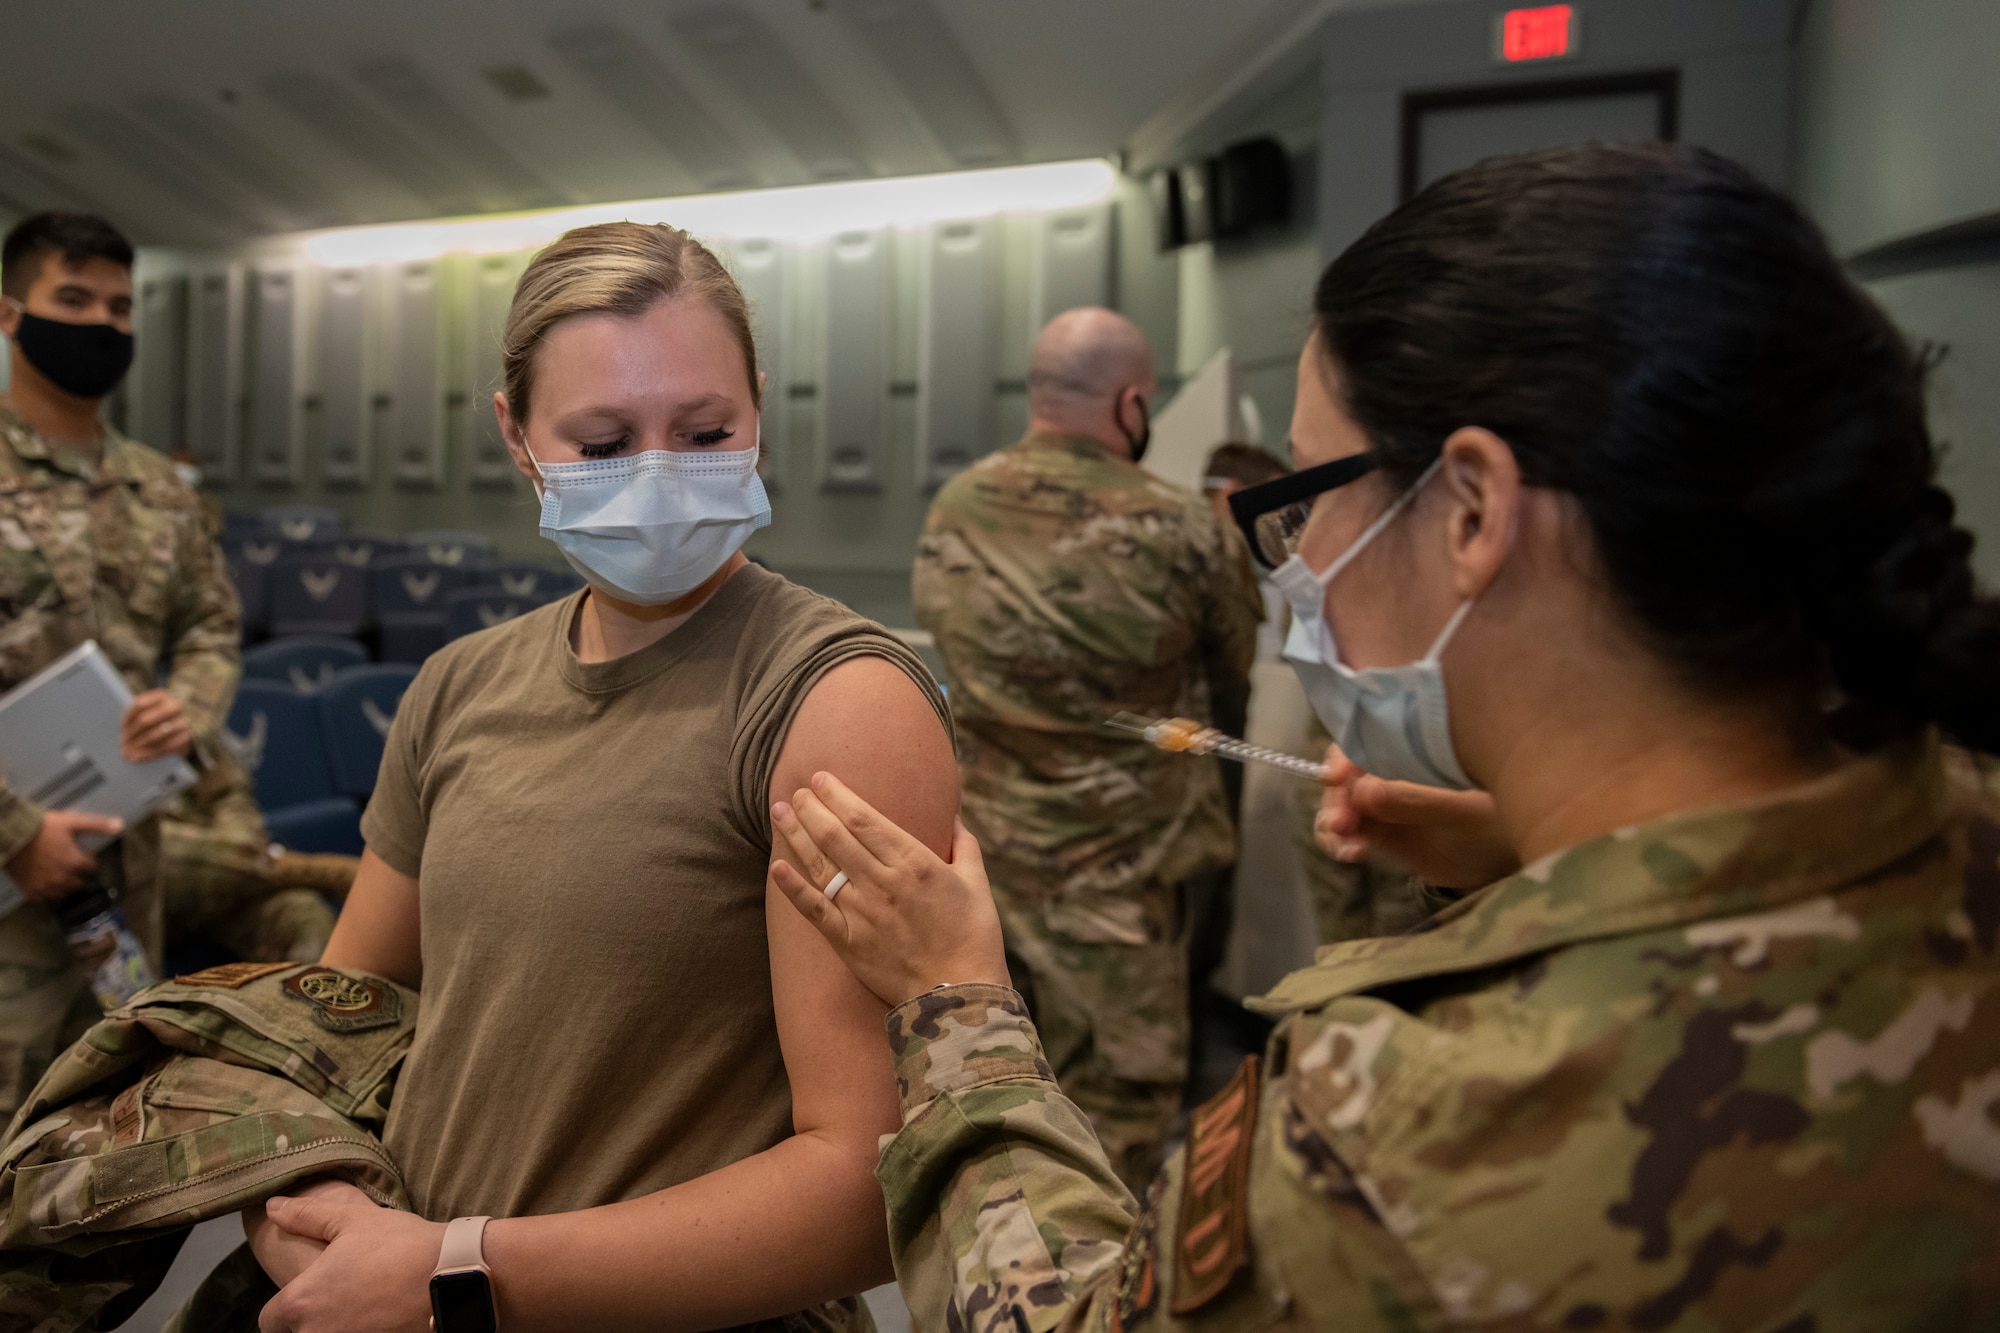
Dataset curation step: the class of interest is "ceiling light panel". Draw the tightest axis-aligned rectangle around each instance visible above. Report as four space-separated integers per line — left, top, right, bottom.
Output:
265 72 483 218
549 23 753 192
353 57 565 212
830 0 1017 167
668 5 867 181
135 93 343 231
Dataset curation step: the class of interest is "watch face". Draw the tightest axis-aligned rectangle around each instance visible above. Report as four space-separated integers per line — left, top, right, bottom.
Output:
430 1270 497 1333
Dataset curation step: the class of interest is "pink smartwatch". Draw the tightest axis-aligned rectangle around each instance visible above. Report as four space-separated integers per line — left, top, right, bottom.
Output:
429 1215 497 1333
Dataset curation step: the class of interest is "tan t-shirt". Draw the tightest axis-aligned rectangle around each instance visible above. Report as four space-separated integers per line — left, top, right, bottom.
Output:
362 563 949 1220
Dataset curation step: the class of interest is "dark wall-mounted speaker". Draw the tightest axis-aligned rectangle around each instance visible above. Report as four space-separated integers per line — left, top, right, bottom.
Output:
1213 136 1292 237
1150 135 1294 251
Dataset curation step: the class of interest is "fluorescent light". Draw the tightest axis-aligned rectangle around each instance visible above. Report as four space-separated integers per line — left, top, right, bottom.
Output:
298 158 1116 265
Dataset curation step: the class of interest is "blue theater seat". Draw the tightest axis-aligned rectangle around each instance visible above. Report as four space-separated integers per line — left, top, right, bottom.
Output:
268 555 369 640
225 680 339 811
225 549 270 640
328 533 406 569
315 664 420 797
470 563 585 602
258 505 345 545
373 555 474 664
404 529 496 568
242 636 369 693
263 796 365 857
446 587 549 642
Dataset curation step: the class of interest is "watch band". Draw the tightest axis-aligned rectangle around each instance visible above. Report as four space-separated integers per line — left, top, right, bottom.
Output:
435 1216 493 1274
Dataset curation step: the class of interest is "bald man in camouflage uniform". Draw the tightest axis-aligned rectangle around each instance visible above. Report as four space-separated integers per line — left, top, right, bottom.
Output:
914 308 1261 1190
0 213 241 1118
875 735 2000 1331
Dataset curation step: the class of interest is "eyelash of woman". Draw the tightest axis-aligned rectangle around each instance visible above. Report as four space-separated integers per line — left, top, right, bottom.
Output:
576 427 734 460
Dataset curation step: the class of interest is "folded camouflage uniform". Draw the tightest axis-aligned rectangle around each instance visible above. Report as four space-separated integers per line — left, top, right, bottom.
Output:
0 962 418 1332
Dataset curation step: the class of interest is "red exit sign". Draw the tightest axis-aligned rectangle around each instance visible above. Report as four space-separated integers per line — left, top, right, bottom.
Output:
1497 5 1579 63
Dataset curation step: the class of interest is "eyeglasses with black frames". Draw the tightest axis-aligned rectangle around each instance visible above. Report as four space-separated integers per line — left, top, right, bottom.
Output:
1225 452 1378 570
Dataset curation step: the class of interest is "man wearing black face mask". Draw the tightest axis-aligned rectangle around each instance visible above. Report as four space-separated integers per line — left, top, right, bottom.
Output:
912 307 1260 1191
0 212 241 1118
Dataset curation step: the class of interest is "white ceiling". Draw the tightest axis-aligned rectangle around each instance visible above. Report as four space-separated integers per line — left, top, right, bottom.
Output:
0 0 1402 246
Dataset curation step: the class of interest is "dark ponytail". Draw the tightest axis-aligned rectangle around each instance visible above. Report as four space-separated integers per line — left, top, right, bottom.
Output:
1313 142 2000 753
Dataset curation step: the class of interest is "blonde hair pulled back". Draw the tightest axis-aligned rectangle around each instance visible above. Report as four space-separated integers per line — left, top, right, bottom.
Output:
502 221 759 427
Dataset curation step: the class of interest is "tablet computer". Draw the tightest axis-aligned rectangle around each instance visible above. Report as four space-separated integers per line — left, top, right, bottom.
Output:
0 642 197 915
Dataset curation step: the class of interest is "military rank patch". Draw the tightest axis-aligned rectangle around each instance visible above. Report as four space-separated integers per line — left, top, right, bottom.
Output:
281 968 400 1032
1170 1053 1260 1315
176 961 295 989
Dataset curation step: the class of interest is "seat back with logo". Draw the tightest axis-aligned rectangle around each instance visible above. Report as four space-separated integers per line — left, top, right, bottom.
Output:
446 587 549 642
268 556 369 640
224 548 270 640
373 556 473 664
403 528 496 569
315 664 419 797
471 562 584 602
256 505 344 545
327 533 406 570
241 636 369 694
224 680 338 810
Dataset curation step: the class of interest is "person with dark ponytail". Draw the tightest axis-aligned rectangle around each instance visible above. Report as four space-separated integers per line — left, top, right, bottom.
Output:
759 142 2000 1333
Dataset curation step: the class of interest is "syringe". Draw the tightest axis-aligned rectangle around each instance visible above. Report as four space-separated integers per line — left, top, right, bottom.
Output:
1106 712 1329 783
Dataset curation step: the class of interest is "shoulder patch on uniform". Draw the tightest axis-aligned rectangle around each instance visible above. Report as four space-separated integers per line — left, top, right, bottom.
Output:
1171 1053 1260 1315
176 961 295 989
281 968 401 1032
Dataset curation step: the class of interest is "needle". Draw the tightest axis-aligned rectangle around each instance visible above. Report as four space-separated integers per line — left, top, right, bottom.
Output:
1105 712 1328 783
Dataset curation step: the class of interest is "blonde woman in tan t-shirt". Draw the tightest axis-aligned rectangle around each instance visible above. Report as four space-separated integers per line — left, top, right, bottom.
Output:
242 222 958 1333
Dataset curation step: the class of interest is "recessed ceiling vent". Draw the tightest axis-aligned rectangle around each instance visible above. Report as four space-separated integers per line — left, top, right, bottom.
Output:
354 57 565 211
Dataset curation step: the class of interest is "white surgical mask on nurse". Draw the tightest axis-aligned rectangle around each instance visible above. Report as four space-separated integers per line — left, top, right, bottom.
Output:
1270 457 1480 791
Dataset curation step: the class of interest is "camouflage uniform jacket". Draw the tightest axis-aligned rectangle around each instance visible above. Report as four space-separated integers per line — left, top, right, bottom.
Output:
0 963 416 1330
912 433 1261 926
0 406 242 864
878 734 2000 1332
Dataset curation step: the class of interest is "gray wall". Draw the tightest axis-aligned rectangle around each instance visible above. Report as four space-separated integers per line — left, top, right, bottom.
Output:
1794 0 2000 583
1317 0 1795 259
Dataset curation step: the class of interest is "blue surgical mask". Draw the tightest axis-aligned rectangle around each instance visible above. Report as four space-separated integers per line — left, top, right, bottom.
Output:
533 426 771 605
1271 458 1478 790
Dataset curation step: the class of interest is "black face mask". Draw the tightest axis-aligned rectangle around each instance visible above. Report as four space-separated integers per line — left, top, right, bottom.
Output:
13 312 135 400
1116 390 1152 465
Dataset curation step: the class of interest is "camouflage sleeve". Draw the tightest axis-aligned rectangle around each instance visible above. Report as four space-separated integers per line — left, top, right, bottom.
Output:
878 984 1137 1333
161 513 242 742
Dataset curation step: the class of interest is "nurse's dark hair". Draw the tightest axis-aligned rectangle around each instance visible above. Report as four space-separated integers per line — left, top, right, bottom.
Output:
503 221 759 424
1 212 134 299
1313 141 2000 752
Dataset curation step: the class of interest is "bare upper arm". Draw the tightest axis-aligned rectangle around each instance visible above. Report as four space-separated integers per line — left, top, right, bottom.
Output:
319 849 423 989
765 655 958 1140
